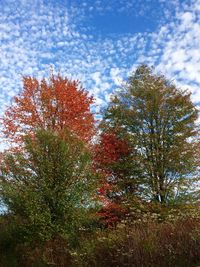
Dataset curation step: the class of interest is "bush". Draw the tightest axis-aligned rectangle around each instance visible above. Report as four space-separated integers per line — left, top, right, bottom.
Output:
75 218 200 267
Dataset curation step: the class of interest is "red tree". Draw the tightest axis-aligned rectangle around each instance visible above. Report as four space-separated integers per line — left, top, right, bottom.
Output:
94 132 130 166
2 74 95 145
94 132 131 227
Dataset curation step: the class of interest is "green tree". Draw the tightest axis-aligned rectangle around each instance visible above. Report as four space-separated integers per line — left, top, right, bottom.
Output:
101 65 199 203
0 129 97 245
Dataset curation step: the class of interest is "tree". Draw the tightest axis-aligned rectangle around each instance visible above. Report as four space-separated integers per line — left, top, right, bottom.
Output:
2 73 95 146
101 65 199 203
93 130 140 226
0 130 97 244
94 131 138 198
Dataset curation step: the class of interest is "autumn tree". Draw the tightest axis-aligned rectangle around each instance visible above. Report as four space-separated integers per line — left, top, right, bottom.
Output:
101 65 199 203
2 73 95 146
93 130 138 226
0 130 97 245
94 131 139 198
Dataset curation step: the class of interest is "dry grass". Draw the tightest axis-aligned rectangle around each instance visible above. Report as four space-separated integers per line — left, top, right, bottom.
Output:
76 218 200 267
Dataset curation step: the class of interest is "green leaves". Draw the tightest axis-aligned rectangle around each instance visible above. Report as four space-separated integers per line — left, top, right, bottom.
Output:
0 130 97 244
101 65 199 203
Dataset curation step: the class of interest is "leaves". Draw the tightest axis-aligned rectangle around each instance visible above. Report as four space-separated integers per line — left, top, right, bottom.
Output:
2 73 95 146
0 130 97 244
100 65 199 203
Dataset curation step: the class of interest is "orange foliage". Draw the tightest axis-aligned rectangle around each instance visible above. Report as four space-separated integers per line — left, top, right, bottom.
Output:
2 74 95 145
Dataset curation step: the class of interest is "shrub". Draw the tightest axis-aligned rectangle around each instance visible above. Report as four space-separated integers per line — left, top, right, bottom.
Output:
75 217 200 267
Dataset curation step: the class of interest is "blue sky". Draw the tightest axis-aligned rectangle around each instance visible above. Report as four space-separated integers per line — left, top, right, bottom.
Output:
0 0 200 113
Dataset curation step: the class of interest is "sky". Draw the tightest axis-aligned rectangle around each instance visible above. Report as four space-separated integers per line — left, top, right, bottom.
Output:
0 0 200 113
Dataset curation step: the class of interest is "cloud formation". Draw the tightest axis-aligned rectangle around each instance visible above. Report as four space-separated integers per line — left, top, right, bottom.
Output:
0 0 199 118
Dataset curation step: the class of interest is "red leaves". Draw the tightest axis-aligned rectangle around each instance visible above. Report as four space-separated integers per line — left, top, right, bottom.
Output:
94 132 130 166
93 133 131 227
97 202 127 228
2 74 95 145
98 182 112 195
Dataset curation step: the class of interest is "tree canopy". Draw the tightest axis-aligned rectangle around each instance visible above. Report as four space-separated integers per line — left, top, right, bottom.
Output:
2 74 95 146
0 130 97 244
100 65 199 203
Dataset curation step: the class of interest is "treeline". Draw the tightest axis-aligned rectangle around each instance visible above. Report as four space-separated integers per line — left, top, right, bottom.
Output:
0 65 199 267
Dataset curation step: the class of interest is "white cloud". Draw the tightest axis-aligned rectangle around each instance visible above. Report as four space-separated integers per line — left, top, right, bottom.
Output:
110 68 123 86
91 72 101 85
151 2 200 102
0 0 200 123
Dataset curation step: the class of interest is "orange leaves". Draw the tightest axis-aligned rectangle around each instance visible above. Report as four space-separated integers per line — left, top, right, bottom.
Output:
2 73 95 145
